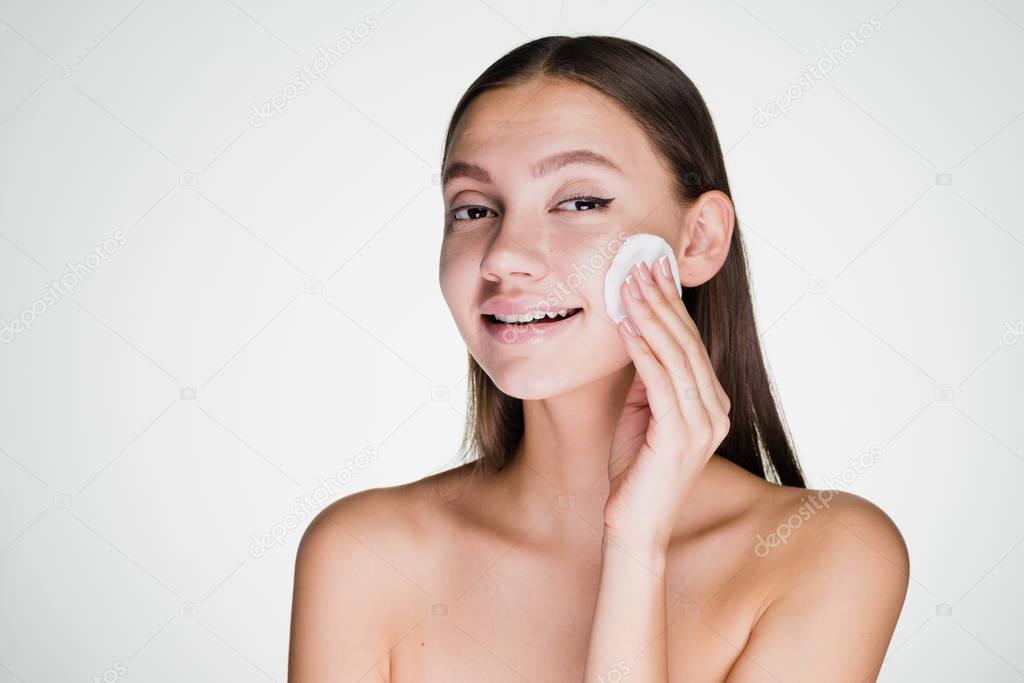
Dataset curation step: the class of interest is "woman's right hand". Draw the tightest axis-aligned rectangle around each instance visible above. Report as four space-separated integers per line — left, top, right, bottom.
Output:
604 256 732 553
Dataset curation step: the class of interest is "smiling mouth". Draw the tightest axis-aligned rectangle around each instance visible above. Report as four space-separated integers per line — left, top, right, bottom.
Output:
483 308 584 325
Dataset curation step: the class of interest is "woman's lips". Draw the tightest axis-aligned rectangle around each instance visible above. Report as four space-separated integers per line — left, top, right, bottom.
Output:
482 309 583 345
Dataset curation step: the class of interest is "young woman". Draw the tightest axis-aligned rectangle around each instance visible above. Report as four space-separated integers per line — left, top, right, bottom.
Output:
288 35 909 682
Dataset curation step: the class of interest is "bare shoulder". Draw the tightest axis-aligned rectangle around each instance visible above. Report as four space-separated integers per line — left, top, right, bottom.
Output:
300 478 425 554
296 466 464 589
290 470 464 682
757 484 910 578
723 479 911 682
701 452 909 572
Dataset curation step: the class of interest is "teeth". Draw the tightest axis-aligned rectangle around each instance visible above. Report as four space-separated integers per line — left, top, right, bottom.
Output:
493 308 577 323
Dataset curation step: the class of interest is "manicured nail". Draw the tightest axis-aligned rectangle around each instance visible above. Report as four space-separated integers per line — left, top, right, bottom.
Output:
658 255 672 279
636 260 653 285
626 274 643 300
621 316 640 337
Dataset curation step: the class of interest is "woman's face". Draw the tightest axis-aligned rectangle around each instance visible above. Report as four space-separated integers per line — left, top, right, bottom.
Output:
439 77 688 400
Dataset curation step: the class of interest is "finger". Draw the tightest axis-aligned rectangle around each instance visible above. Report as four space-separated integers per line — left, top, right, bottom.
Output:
649 256 731 421
616 314 679 427
622 264 709 432
614 333 688 470
636 264 731 458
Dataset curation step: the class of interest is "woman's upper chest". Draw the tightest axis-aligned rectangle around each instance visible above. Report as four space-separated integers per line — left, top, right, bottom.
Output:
387 516 772 683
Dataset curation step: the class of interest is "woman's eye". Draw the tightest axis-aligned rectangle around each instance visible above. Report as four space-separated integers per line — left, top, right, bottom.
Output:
448 195 613 222
556 195 615 212
452 206 497 221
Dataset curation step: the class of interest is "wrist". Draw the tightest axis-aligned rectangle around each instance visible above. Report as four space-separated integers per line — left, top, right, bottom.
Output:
603 513 673 552
602 526 669 575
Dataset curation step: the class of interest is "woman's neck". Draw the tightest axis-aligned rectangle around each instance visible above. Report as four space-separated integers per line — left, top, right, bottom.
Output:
480 365 747 552
495 365 636 542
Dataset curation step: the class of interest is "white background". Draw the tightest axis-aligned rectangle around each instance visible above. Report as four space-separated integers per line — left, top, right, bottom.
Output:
1 0 1022 681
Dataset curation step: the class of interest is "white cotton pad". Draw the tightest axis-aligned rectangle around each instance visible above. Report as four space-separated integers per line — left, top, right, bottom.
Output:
604 233 682 323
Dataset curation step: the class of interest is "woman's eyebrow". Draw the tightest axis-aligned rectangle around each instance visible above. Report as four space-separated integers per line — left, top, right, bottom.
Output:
532 149 624 178
442 161 491 188
442 148 624 189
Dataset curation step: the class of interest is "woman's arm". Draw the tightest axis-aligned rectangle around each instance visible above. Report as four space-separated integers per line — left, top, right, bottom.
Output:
582 533 670 682
583 256 732 682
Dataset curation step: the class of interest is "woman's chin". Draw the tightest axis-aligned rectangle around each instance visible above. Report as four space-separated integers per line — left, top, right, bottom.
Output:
488 371 566 400
481 355 626 401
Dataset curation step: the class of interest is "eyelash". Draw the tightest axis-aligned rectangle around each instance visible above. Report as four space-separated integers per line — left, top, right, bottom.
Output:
448 193 615 222
561 192 615 212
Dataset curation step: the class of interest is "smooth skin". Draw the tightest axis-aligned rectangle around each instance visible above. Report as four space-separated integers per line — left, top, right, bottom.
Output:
288 76 910 682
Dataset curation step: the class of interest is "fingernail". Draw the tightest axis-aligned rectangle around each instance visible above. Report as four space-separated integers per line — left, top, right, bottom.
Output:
659 255 672 279
637 260 653 285
626 274 643 300
621 316 640 337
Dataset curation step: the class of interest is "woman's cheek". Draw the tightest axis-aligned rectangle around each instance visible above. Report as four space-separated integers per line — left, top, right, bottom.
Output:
437 252 466 319
550 227 629 297
439 236 477 282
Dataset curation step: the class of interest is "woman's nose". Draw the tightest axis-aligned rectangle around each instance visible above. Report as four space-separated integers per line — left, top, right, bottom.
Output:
479 220 549 283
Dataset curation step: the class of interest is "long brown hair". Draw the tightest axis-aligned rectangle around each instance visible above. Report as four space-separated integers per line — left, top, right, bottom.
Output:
441 35 806 488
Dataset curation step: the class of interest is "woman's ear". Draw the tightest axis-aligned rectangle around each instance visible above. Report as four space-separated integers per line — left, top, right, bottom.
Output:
676 190 734 287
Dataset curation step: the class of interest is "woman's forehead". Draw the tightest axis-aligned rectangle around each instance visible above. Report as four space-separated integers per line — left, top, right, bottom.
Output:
448 80 657 174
